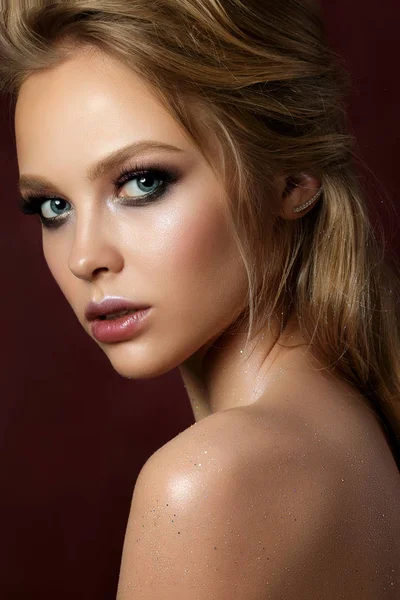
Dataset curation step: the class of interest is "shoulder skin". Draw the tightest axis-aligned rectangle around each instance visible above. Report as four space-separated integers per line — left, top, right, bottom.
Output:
116 407 400 599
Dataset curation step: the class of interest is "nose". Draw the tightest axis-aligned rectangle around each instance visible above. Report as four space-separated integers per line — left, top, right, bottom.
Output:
68 214 124 281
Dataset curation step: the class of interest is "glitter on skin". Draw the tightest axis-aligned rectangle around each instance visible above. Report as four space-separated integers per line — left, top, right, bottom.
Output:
22 46 398 599
116 405 400 597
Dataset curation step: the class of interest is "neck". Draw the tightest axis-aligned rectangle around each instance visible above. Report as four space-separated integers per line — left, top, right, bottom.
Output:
178 310 307 422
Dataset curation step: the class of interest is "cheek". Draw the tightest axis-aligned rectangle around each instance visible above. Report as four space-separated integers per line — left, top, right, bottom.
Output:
146 196 248 309
43 239 62 281
42 238 80 306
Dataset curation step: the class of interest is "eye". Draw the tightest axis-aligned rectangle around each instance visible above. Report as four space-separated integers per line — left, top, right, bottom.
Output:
41 198 71 219
18 164 179 230
119 172 161 198
113 166 177 203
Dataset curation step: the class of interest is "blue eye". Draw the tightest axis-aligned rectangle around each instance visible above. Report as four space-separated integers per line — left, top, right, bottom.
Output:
18 164 179 230
121 172 161 197
41 198 71 219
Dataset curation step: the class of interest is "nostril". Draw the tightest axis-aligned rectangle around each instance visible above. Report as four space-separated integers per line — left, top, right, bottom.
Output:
93 267 108 277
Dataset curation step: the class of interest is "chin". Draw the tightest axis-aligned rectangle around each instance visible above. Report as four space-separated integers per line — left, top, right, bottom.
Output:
101 345 181 380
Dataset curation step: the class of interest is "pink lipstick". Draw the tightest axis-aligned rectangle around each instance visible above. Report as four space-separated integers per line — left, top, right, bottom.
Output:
85 297 152 343
90 308 151 343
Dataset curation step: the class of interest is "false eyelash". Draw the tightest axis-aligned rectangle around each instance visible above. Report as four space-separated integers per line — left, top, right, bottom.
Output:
111 161 179 197
18 160 180 220
19 192 53 216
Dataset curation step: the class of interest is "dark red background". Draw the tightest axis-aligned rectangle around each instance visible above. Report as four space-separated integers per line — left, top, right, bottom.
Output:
0 2 399 598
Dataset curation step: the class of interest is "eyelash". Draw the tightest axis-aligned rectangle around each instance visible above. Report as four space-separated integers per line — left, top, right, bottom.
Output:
18 161 179 230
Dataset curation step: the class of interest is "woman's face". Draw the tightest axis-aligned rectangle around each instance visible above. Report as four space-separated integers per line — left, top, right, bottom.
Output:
14 47 249 378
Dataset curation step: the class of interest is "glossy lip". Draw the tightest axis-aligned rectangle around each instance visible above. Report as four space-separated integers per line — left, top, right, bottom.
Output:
90 307 152 343
85 296 151 321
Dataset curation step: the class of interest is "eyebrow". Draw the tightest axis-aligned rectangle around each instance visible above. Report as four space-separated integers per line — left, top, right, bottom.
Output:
18 140 185 194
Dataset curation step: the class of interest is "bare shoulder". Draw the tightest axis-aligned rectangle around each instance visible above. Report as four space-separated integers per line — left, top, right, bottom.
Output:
117 407 400 599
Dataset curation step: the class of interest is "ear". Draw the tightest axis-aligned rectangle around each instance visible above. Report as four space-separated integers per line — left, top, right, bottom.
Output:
277 173 322 220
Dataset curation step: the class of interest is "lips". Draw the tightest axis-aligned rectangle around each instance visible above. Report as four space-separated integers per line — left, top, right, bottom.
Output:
90 307 151 343
85 297 151 321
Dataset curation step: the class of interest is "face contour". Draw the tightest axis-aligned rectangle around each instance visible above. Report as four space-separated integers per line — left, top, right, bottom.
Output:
15 48 249 379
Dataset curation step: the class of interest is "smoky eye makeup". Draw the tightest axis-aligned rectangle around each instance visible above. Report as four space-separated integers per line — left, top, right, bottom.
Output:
18 158 182 229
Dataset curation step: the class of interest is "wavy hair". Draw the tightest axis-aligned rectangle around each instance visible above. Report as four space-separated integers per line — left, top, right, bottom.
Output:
0 0 399 464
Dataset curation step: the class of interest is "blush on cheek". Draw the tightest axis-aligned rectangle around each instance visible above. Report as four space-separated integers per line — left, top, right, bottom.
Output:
166 197 231 270
157 196 247 309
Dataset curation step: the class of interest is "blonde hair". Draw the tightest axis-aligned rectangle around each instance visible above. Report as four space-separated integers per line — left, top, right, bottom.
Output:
1 0 399 464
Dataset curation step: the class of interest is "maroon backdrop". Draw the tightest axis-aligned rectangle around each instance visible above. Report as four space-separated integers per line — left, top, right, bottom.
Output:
0 2 399 598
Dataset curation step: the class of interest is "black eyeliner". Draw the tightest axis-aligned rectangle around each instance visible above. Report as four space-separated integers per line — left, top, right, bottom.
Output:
18 192 55 215
18 160 180 228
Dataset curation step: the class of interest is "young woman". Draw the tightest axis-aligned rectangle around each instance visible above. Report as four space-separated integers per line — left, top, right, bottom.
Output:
1 1 399 598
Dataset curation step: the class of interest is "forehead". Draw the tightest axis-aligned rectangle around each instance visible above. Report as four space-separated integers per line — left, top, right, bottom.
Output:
14 48 194 169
